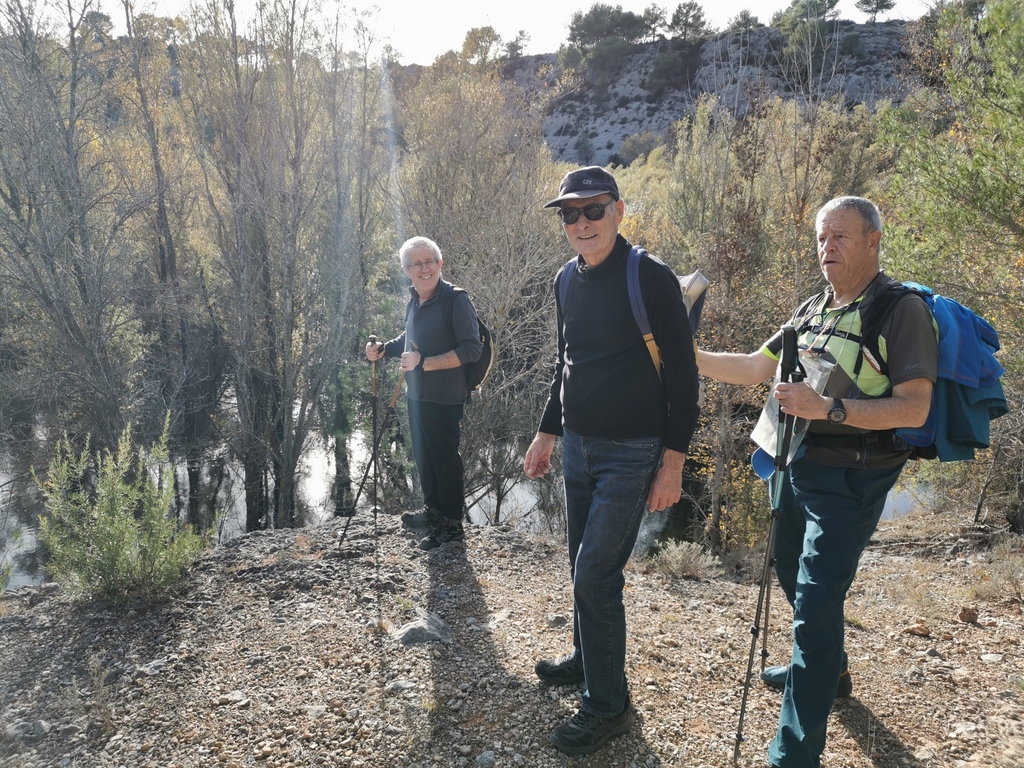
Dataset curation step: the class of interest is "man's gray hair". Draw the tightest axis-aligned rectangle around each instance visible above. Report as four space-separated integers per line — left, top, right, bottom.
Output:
816 196 882 235
399 236 443 267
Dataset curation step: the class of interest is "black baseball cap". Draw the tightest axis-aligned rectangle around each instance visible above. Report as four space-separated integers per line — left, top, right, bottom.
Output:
544 166 620 208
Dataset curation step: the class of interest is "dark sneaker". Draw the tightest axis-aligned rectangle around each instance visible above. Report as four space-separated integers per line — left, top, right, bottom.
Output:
417 518 465 551
535 652 585 685
401 507 437 531
550 701 634 756
837 670 853 698
761 665 853 698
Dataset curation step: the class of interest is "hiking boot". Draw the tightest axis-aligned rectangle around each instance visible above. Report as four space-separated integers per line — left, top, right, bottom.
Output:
550 699 634 756
761 665 853 698
417 518 465 551
401 506 437 531
535 651 585 685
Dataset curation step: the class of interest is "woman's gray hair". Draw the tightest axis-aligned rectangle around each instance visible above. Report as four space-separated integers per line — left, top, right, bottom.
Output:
816 196 882 235
399 236 443 267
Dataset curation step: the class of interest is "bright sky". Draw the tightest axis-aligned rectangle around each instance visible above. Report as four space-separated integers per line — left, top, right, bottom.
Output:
135 0 933 65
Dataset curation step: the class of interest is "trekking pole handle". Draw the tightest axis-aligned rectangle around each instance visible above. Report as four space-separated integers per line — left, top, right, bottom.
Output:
779 324 798 384
368 335 379 397
774 324 803 471
368 334 386 359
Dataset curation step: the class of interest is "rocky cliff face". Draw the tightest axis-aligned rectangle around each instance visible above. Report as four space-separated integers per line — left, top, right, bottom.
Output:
506 20 911 166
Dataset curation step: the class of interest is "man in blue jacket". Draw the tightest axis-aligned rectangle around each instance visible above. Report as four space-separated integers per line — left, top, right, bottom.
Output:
697 197 938 768
524 167 700 755
367 237 482 551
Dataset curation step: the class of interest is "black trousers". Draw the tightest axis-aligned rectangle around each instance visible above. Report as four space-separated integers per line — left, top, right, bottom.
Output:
407 399 465 522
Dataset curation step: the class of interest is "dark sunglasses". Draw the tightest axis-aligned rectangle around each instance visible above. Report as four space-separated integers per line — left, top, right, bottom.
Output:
557 199 615 225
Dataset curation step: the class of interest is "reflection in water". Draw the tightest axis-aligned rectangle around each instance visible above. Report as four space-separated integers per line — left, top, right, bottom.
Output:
2 514 39 590
882 485 935 520
2 434 343 589
2 430 564 589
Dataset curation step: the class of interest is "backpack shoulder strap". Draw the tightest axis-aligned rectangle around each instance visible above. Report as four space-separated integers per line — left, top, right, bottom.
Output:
556 258 577 311
626 246 662 374
855 279 929 378
558 250 662 375
440 283 464 325
791 290 827 331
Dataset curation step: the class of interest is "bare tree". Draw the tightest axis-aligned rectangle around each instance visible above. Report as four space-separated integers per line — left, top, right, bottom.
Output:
117 4 230 531
0 2 147 453
181 0 361 529
323 15 393 517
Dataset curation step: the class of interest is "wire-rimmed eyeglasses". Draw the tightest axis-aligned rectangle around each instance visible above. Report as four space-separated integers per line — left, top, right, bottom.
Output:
405 258 438 271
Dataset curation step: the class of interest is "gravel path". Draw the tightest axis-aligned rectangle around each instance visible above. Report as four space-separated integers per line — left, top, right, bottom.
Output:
1 510 1021 767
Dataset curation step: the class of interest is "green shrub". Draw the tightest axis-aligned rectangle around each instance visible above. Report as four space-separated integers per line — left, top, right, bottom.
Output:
585 37 635 83
36 423 203 602
840 32 863 56
573 134 595 163
558 44 584 71
619 131 662 166
646 43 703 95
0 522 19 591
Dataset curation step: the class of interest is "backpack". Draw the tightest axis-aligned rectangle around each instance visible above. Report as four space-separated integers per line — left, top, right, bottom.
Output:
804 279 1008 461
557 246 707 378
443 287 494 400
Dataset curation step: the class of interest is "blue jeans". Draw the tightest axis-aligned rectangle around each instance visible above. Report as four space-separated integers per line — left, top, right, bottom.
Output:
562 427 662 718
768 446 904 768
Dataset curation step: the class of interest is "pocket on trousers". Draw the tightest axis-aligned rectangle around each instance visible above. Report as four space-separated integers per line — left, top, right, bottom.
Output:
607 436 661 465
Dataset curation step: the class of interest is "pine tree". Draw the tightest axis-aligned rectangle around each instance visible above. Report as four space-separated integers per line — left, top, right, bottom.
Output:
855 0 896 24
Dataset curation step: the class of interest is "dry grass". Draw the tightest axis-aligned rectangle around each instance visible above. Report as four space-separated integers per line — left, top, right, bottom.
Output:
974 534 1024 603
648 540 721 580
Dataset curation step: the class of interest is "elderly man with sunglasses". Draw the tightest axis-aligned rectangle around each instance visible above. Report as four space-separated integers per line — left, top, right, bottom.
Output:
523 166 700 756
697 197 937 768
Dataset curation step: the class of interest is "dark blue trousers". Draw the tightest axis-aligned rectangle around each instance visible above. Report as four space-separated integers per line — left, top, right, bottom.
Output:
767 447 904 768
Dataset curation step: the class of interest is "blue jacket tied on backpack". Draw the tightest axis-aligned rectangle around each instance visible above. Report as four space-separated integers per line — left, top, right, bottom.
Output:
894 283 1008 460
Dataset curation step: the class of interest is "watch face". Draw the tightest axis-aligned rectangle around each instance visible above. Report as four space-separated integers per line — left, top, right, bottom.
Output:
828 402 847 424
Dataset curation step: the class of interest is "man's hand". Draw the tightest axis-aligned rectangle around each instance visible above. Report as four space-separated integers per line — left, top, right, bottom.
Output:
773 380 828 420
365 341 384 361
646 448 686 512
524 433 556 479
400 350 422 372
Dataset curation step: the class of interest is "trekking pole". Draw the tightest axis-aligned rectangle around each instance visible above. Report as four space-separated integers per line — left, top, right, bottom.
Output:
339 367 406 544
339 335 401 543
349 367 407 510
733 324 805 765
369 336 381 528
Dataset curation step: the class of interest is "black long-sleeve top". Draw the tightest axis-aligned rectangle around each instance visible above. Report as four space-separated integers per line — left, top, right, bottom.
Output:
382 279 482 405
538 235 700 453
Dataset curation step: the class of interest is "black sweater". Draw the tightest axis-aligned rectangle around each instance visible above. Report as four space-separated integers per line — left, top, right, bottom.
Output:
539 236 700 453
382 280 482 405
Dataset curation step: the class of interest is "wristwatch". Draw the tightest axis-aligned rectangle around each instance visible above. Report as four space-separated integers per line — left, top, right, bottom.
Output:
827 398 847 425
